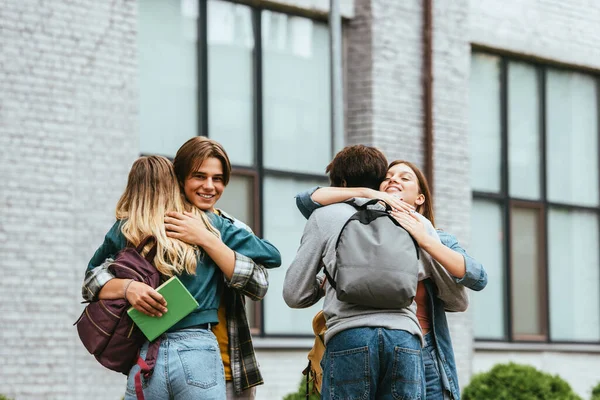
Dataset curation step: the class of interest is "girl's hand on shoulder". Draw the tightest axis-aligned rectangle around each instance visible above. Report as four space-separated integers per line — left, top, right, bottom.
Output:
371 190 415 214
165 211 214 247
390 210 430 246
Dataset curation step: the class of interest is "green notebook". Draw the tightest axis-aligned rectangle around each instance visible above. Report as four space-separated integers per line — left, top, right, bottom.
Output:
127 276 199 341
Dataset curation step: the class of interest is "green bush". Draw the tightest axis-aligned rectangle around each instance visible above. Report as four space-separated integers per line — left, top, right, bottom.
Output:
462 362 581 400
282 375 319 400
591 381 600 400
0 395 14 400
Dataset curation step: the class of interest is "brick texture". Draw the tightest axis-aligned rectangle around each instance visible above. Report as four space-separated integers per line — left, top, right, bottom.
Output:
345 0 474 389
432 0 473 389
0 1 138 399
3 0 600 398
469 0 600 68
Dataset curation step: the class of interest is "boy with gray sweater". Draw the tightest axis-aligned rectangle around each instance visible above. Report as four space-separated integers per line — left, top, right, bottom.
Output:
283 145 466 400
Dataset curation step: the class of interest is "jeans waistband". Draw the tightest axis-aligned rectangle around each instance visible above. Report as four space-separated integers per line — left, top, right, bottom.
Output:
184 323 211 330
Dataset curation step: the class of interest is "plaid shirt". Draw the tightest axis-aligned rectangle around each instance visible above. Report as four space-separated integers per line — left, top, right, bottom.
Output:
82 210 272 394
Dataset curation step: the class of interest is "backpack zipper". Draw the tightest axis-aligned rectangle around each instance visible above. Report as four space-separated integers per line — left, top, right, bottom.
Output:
99 300 120 319
85 308 110 336
127 322 136 338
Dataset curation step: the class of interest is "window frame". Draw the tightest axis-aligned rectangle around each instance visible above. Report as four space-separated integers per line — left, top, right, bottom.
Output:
472 50 600 345
197 0 335 337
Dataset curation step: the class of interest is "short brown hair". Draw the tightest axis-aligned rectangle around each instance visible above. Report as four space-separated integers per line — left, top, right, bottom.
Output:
173 136 232 186
326 145 388 190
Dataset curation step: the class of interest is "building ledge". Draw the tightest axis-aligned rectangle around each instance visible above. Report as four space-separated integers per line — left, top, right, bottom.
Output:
475 341 600 354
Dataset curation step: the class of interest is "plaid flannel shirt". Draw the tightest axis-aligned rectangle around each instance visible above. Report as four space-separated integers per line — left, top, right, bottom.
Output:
82 210 271 395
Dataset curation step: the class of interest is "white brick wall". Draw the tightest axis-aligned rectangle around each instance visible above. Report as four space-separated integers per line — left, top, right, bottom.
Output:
432 0 473 389
0 0 138 399
370 0 425 165
345 0 475 389
469 0 600 69
3 0 600 398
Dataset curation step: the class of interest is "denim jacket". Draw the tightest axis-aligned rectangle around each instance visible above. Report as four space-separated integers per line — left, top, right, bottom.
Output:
295 187 488 400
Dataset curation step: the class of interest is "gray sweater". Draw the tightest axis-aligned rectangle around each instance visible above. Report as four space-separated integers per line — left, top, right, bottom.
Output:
283 200 468 344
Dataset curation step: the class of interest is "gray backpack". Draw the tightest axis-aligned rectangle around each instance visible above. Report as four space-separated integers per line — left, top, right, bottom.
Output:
323 199 420 309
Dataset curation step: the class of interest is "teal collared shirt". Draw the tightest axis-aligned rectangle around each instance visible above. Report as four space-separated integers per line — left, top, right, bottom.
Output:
87 212 281 330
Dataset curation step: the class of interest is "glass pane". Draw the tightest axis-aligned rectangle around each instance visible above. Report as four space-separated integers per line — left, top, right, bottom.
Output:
139 0 199 157
262 12 331 174
208 0 255 166
508 62 541 200
215 174 254 230
471 200 505 339
470 54 502 193
510 207 543 337
546 70 599 206
263 175 328 334
549 209 600 341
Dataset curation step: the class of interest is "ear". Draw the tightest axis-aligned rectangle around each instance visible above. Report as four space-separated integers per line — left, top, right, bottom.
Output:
415 194 425 206
341 179 347 187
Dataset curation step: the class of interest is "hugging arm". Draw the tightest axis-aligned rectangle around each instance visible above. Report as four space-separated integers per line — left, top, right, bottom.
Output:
83 221 167 316
401 214 470 312
296 186 414 219
164 211 281 280
438 230 487 291
83 251 270 308
298 187 469 279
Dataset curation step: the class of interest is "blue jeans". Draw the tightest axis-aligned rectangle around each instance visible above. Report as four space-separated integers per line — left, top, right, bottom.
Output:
321 327 425 400
423 332 449 400
124 328 226 400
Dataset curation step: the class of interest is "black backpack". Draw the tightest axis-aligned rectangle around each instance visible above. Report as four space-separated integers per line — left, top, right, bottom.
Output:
324 199 420 309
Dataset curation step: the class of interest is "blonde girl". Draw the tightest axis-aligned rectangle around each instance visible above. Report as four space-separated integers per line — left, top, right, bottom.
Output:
86 154 281 399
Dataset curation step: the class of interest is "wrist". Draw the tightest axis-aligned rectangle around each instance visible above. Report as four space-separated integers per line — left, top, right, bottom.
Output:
363 188 376 198
419 235 436 251
123 279 134 300
196 230 217 248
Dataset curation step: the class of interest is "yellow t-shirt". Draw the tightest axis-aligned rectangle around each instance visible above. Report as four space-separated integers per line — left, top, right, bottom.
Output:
212 294 232 380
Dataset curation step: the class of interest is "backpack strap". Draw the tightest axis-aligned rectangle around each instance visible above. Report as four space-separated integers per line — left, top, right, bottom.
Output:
134 339 161 400
347 198 393 212
322 266 337 290
135 236 158 264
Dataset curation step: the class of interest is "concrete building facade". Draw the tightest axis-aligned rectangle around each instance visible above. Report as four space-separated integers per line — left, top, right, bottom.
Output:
1 0 599 399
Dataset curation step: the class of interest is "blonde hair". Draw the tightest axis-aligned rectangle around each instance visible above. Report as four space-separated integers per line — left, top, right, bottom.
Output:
115 155 220 277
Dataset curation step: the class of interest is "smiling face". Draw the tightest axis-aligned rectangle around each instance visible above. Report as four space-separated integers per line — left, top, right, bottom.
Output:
183 157 225 211
379 162 425 207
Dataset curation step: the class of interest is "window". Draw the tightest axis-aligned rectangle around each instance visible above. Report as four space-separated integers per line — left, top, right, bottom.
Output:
139 0 333 336
469 52 600 343
139 0 199 157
